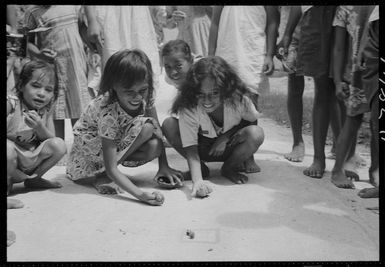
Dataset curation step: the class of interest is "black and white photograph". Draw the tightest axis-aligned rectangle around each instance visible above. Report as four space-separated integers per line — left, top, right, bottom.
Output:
5 4 382 263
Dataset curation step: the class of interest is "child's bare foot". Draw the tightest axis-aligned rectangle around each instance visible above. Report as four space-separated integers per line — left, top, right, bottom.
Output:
183 162 210 180
303 159 325 178
344 157 359 181
7 198 24 209
243 157 261 173
221 165 248 184
93 175 123 194
24 177 62 189
331 170 355 189
284 143 305 162
358 187 379 198
7 230 16 247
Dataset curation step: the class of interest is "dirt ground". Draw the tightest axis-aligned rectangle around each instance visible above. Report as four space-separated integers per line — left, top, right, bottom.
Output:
7 70 379 262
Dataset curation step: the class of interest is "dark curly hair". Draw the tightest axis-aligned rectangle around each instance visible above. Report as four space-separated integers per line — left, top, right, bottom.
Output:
161 39 193 63
16 59 58 103
171 56 252 114
98 49 154 106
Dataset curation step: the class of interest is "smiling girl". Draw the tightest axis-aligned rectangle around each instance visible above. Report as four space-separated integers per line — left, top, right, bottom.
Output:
66 49 183 206
7 60 66 193
169 56 265 198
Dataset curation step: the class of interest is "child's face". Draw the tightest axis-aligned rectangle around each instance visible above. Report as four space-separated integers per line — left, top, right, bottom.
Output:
163 52 192 87
22 69 55 110
197 77 221 113
114 81 149 113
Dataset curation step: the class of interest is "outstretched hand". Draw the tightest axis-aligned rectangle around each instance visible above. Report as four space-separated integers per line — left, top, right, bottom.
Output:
191 180 212 198
138 191 165 206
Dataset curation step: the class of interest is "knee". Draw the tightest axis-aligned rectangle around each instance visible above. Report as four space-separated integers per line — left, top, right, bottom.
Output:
243 125 264 149
138 122 156 142
45 137 67 158
146 137 162 159
162 117 178 138
162 117 180 145
7 140 17 168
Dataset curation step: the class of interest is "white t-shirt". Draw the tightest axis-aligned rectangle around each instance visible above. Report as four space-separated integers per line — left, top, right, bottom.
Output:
178 95 259 148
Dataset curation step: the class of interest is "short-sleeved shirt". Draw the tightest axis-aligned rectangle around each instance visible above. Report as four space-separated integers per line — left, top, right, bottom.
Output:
178 95 259 148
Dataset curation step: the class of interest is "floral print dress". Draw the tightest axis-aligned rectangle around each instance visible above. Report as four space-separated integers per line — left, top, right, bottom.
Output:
332 5 374 116
66 93 163 180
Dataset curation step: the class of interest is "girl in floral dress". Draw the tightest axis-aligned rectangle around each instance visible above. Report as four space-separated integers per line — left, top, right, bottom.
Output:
66 49 183 206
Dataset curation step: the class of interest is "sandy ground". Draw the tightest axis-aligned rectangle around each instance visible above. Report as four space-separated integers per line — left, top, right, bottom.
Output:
7 70 379 262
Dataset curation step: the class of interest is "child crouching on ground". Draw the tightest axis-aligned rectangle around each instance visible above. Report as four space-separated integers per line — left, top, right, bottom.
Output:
66 49 183 206
168 56 264 198
7 60 66 195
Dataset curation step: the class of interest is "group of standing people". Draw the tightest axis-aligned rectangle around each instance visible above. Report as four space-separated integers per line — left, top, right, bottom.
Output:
6 5 379 247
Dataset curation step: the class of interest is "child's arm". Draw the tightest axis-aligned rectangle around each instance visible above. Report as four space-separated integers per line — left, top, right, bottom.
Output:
333 25 349 100
264 6 280 75
84 6 104 53
208 6 223 56
102 137 164 205
24 110 55 140
185 145 213 198
146 106 184 186
26 41 56 63
280 6 302 54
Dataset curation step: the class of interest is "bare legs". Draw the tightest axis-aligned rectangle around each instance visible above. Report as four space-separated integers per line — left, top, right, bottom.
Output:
331 114 363 188
358 95 379 198
162 117 263 184
162 117 210 178
221 126 264 184
303 76 334 178
7 138 66 191
284 73 305 162
93 122 163 194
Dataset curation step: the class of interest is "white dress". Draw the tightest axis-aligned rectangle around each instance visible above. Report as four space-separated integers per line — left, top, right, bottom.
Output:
175 6 211 57
95 6 160 88
215 6 269 95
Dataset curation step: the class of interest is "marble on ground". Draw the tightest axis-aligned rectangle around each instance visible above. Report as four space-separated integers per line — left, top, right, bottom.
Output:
7 73 379 262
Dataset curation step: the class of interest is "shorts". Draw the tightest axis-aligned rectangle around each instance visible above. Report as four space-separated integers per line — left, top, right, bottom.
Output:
197 121 253 162
296 6 336 78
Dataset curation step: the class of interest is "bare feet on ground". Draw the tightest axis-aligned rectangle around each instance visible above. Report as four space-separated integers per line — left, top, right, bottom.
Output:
303 159 325 178
358 187 379 198
7 198 24 209
24 177 62 189
344 157 360 181
331 170 355 189
221 165 248 184
93 174 123 194
284 143 305 162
